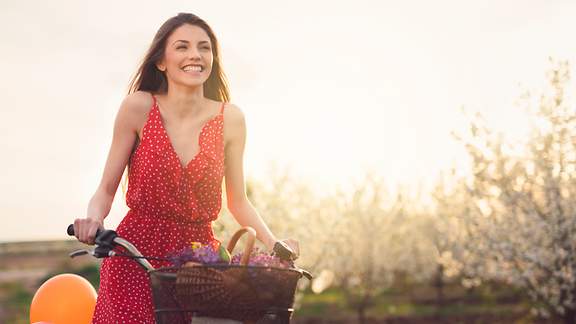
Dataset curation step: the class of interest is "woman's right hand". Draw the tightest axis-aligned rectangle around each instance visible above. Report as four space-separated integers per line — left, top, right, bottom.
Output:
73 217 103 245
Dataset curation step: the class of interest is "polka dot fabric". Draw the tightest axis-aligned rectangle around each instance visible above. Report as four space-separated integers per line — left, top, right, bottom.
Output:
92 94 226 323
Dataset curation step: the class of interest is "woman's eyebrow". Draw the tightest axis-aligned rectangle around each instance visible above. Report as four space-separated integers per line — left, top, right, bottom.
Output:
172 40 211 45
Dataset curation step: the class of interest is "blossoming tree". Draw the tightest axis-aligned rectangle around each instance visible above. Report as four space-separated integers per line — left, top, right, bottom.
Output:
457 60 576 323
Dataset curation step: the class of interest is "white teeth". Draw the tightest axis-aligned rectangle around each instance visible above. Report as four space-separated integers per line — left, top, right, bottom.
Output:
182 65 202 72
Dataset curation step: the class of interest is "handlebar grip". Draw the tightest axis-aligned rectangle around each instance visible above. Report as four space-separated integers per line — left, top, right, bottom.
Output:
272 241 297 261
67 224 103 237
67 224 75 236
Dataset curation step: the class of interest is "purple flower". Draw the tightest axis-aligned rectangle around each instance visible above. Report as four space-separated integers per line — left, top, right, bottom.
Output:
168 244 225 266
231 248 294 268
169 244 294 269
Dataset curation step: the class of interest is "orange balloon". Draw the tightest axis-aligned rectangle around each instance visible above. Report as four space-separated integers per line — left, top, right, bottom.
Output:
30 273 97 324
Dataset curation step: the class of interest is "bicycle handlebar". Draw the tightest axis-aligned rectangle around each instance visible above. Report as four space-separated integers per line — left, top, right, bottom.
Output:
67 224 155 271
66 224 311 279
68 224 297 261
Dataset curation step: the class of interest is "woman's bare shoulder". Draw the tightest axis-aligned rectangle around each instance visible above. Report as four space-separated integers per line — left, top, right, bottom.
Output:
222 102 245 125
115 91 155 133
221 102 245 146
121 91 154 115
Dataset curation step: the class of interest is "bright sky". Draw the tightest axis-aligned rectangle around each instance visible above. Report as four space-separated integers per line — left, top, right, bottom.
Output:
1 0 575 241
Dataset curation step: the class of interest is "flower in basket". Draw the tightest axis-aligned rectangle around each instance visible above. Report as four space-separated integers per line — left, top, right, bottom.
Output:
168 241 229 267
231 247 294 269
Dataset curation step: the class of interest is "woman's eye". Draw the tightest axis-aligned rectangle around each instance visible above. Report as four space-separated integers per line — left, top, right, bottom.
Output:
177 46 187 50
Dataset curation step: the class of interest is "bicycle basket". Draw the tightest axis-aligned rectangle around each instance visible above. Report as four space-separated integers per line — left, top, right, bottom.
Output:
148 227 306 323
150 264 302 322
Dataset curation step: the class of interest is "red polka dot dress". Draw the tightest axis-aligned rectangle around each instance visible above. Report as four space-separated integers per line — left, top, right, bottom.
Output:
92 94 226 323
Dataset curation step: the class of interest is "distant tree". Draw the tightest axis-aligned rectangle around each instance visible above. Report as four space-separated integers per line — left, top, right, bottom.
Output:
427 171 474 306
457 60 576 323
319 175 428 324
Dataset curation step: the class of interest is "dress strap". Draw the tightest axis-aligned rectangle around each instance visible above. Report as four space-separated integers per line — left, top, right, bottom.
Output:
137 93 158 142
151 94 157 109
219 102 226 115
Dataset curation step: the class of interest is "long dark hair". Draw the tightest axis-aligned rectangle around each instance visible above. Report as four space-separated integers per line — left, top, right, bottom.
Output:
127 13 231 102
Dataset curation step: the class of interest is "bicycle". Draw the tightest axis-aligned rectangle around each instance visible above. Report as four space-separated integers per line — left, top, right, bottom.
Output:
66 224 312 324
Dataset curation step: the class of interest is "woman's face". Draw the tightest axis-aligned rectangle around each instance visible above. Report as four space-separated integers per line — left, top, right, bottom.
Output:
157 24 214 89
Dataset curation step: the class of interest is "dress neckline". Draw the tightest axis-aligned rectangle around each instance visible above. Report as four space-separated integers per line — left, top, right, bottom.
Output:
153 96 224 169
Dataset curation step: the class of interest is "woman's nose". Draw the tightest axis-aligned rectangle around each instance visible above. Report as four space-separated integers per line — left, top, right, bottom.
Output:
187 48 201 59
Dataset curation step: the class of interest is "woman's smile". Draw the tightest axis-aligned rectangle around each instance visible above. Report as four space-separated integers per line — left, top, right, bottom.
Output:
181 64 204 73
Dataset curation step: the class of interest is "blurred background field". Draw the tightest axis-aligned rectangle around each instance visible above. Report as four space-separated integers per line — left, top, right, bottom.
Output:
0 241 560 323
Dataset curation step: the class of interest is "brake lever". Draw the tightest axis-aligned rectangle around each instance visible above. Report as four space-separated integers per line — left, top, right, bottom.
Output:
301 269 313 280
69 246 117 259
69 249 90 258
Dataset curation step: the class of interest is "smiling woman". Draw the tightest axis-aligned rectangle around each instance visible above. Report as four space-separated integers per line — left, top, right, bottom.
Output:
70 12 300 324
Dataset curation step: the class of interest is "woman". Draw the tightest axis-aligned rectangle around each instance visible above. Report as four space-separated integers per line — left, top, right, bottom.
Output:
72 13 299 323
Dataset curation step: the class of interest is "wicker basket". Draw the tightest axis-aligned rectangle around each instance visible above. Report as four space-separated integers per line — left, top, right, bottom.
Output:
149 227 305 323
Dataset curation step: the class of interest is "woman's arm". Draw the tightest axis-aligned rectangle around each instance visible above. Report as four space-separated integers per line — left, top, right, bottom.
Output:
223 104 279 251
74 91 151 244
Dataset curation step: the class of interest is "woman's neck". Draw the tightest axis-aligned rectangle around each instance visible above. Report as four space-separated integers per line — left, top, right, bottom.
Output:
162 84 207 117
